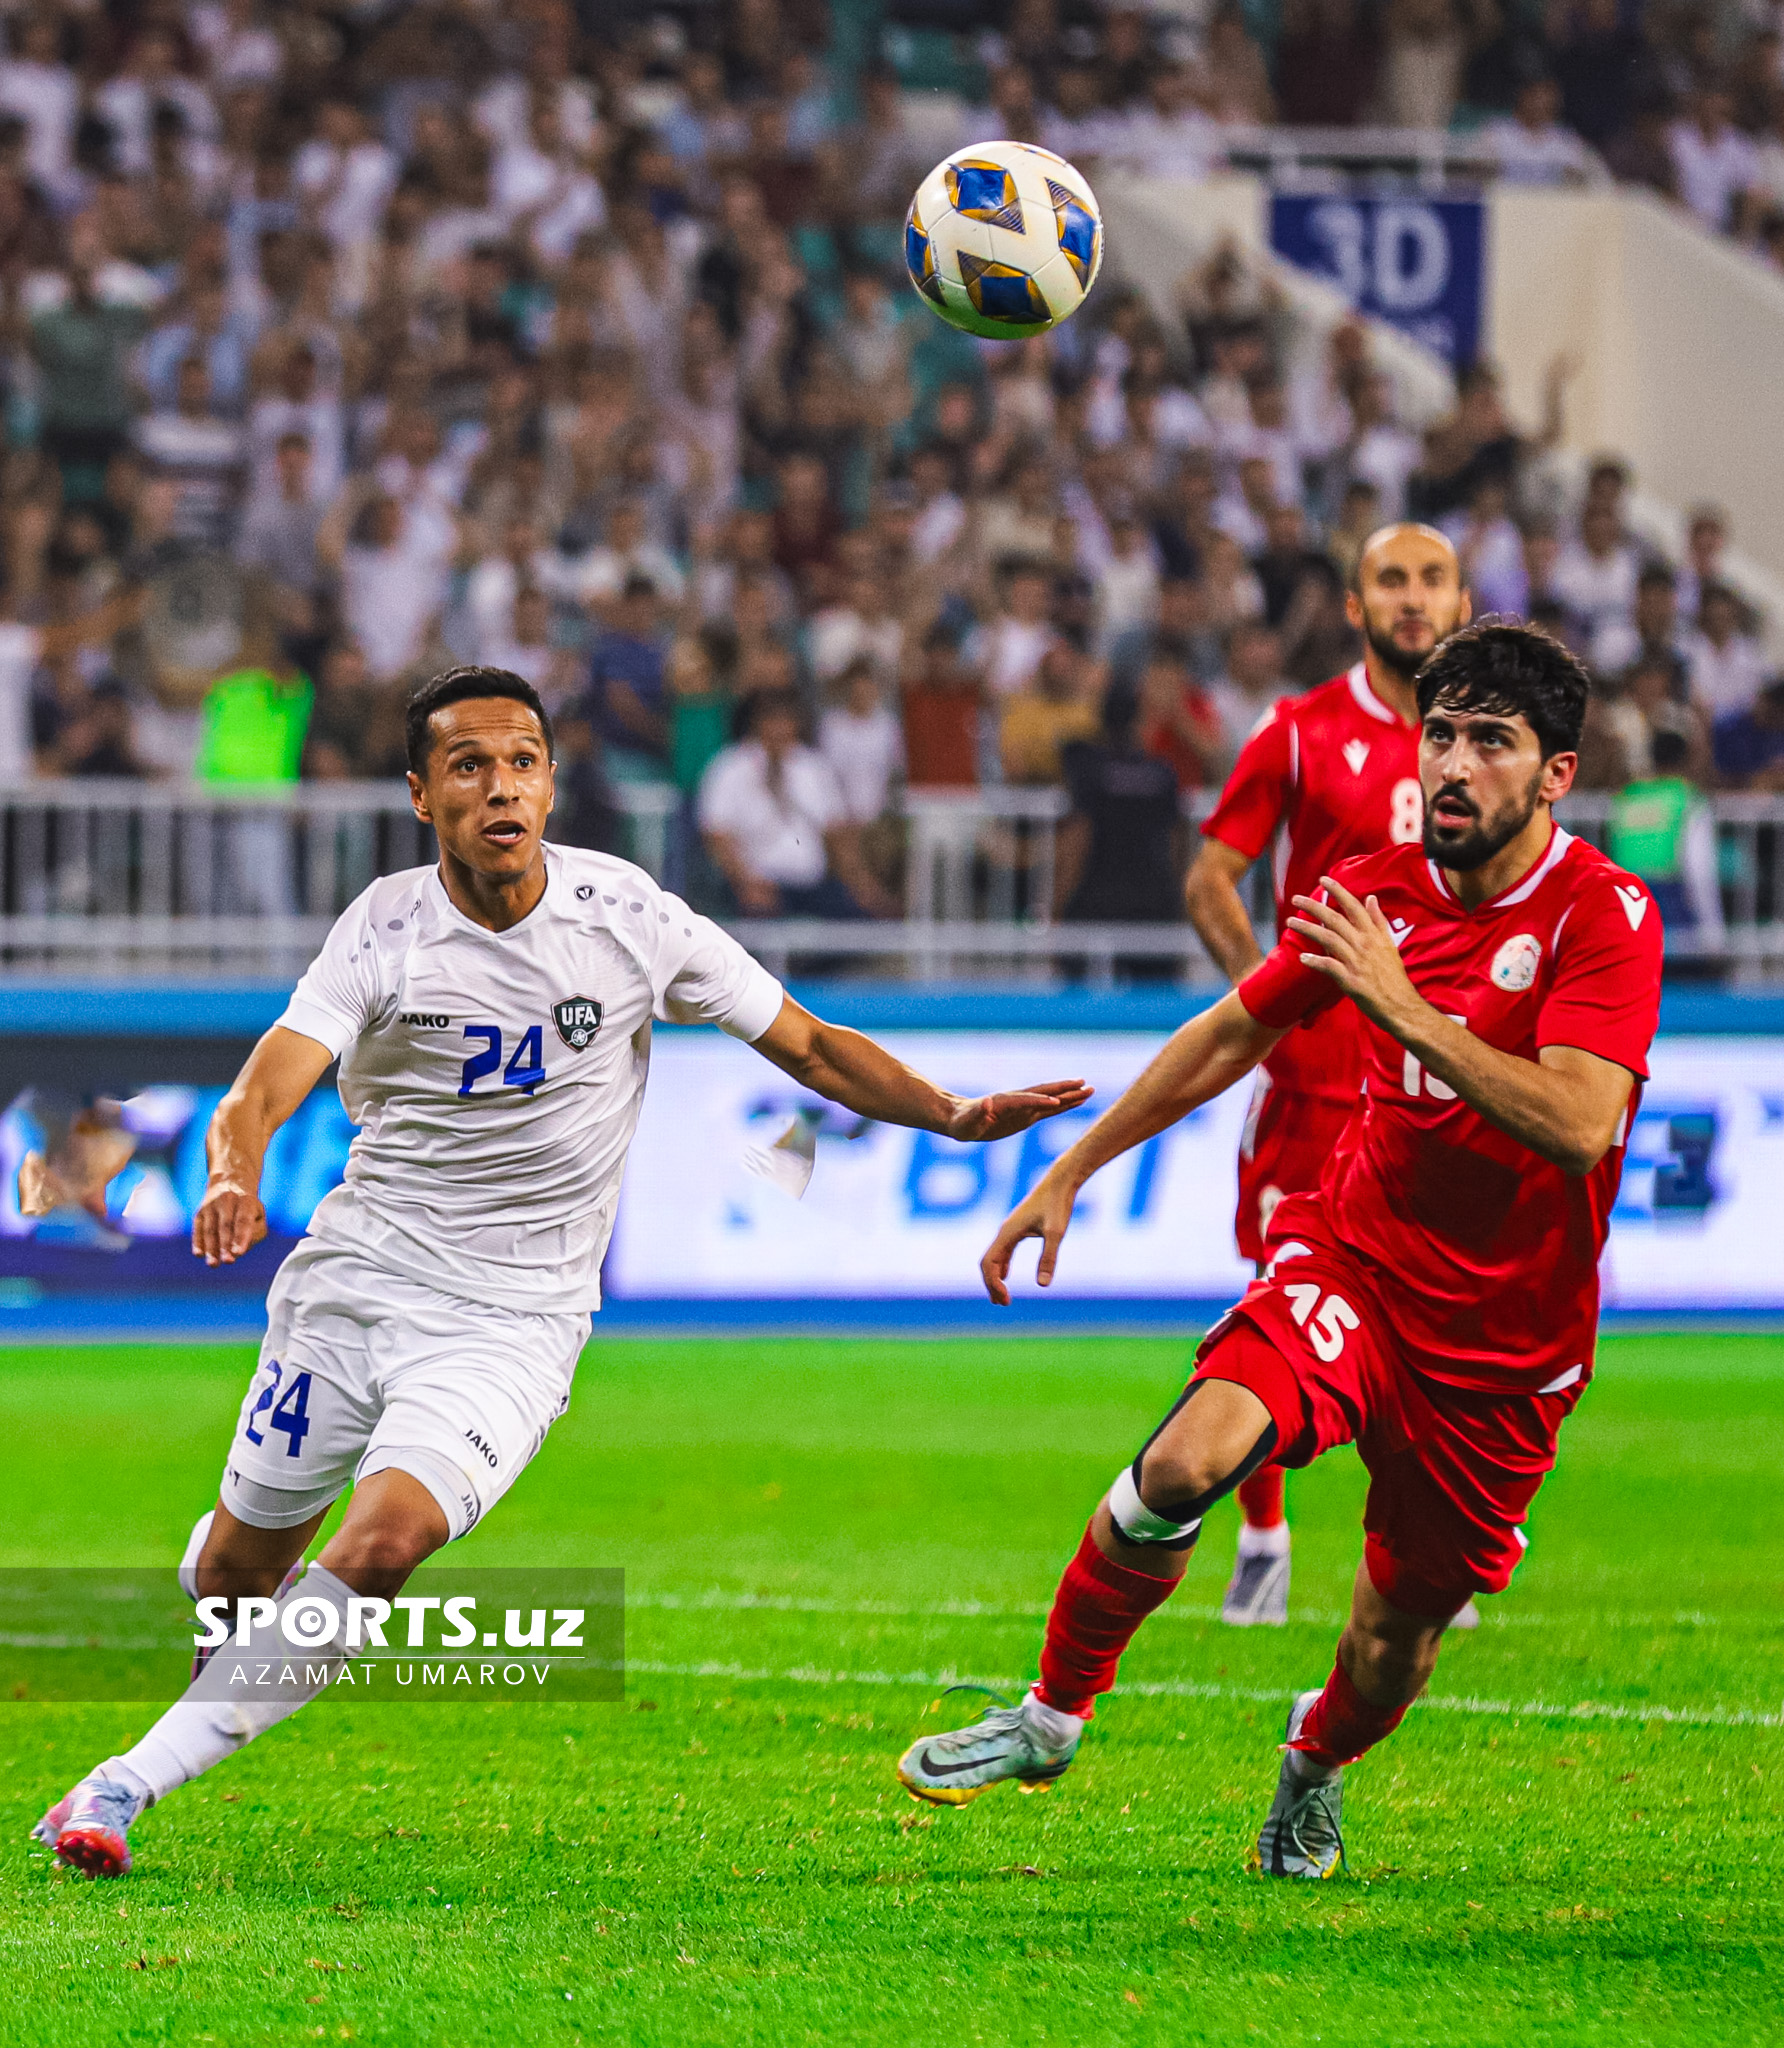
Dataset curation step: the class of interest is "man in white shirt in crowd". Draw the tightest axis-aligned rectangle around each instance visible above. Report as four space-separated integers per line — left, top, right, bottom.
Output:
324 488 457 685
970 558 1057 703
698 687 899 919
818 655 906 830
1480 74 1596 186
1685 582 1766 720
35 663 1090 1878
1552 501 1641 649
1669 83 1756 232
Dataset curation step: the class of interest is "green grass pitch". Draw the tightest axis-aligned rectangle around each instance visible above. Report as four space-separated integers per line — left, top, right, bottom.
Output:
1 1331 1779 2046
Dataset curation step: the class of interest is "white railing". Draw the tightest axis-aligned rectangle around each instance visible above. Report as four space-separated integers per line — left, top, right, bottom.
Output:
1216 124 1612 193
0 779 1779 982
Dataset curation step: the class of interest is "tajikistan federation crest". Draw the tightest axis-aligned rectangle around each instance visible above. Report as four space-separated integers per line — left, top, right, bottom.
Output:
553 996 604 1050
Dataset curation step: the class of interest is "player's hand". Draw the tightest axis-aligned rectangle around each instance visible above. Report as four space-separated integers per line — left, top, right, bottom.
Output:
980 1173 1079 1305
947 1078 1094 1144
1287 877 1425 1035
193 1182 268 1267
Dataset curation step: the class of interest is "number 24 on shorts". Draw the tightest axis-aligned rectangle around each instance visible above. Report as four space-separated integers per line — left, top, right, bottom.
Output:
244 1360 313 1458
1286 1284 1360 1362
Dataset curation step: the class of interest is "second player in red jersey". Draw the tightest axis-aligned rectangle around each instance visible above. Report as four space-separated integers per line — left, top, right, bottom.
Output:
1186 524 1471 1621
899 623 1663 1877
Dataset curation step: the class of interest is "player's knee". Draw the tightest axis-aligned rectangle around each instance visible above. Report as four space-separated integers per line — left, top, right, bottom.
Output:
325 1520 434 1594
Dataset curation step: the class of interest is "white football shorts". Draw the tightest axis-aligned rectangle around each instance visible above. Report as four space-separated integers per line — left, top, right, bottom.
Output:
219 1239 591 1543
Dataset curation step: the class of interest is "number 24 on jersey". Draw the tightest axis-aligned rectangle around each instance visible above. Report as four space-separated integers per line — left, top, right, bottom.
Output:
458 1024 547 1098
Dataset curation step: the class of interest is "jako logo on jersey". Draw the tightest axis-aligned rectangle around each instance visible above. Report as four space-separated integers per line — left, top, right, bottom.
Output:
1616 884 1649 930
1342 738 1370 775
1490 933 1543 992
400 1012 450 1028
553 996 604 1050
464 1429 498 1468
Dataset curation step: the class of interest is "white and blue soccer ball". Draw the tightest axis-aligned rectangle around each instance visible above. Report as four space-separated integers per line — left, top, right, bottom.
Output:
904 140 1103 340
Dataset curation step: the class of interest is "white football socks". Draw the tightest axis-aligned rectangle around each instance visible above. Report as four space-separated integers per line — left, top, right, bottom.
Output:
101 1561 359 1807
1237 1518 1292 1560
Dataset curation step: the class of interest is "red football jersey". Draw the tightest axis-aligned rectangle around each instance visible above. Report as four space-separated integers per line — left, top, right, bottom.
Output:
1236 826 1664 1394
1202 663 1424 1102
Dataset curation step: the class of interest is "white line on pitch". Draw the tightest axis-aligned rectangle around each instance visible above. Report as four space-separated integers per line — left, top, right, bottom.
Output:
625 1590 1747 1632
623 1658 1784 1731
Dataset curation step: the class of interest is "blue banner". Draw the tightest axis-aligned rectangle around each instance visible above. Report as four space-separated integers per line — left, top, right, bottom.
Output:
1269 193 1485 366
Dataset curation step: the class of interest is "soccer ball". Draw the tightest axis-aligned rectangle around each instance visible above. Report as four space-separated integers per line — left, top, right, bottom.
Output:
904 140 1103 340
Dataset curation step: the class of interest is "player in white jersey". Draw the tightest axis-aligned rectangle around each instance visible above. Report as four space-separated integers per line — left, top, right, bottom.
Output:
37 666 1091 1879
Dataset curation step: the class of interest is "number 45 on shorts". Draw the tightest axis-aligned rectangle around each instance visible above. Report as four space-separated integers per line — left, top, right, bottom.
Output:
244 1360 314 1458
1285 1284 1360 1362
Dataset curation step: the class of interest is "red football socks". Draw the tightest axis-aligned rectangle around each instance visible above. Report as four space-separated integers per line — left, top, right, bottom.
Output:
1237 1465 1286 1529
1035 1525 1182 1719
1289 1654 1410 1768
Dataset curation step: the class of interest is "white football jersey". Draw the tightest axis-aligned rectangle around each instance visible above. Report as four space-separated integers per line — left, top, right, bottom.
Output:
277 843 784 1311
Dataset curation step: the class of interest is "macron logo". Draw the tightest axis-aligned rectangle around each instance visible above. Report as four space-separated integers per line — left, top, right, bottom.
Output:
1343 739 1370 776
1387 918 1413 949
1615 884 1649 931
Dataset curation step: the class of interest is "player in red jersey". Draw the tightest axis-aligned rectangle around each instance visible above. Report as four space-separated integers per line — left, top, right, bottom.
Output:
897 622 1664 1875
1186 524 1470 1626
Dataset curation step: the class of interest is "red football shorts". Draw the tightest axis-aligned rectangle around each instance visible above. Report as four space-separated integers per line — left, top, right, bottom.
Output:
1233 1080 1357 1264
1190 1230 1586 1612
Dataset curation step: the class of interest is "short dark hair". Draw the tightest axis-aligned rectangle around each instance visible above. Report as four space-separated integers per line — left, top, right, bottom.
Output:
1414 619 1589 758
405 666 555 775
1650 727 1690 773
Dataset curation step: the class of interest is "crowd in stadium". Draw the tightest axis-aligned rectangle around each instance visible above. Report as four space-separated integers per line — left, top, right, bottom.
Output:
0 0 1780 930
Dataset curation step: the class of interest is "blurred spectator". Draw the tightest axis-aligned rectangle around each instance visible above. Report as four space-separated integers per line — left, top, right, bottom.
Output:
668 636 733 797
323 489 453 687
1676 505 1731 623
30 237 155 501
1277 0 1381 126
1443 479 1528 617
587 572 671 777
1608 727 1724 942
302 642 383 782
1481 76 1595 186
134 358 247 553
1094 501 1161 654
1375 0 1477 132
1594 563 1688 688
236 433 325 604
1207 619 1294 766
902 627 982 791
1055 687 1187 952
818 655 904 827
1109 574 1219 699
697 687 895 919
1204 7 1277 126
973 557 1057 703
809 564 902 694
1669 86 1756 233
1138 653 1223 791
60 677 153 781
197 643 312 787
1553 501 1641 648
1713 677 1784 790
1000 643 1102 787
1685 583 1766 720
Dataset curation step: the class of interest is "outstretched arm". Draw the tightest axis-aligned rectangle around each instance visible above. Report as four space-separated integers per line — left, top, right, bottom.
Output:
193 1026 336 1265
980 991 1282 1303
751 996 1093 1142
1288 876 1634 1174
